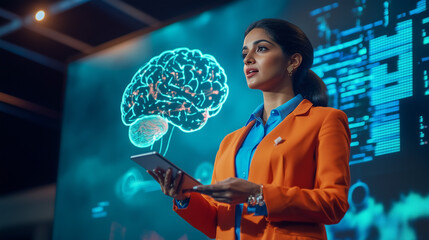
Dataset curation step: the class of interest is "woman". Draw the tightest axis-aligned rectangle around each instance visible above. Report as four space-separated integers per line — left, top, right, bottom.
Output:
149 18 351 240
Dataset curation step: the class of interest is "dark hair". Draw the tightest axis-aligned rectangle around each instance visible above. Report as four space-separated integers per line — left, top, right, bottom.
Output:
244 18 328 107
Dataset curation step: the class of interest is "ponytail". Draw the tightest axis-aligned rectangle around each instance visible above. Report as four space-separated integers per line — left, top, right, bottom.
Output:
294 69 328 107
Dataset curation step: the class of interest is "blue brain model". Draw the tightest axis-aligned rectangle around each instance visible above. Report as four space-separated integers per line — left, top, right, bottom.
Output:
121 48 228 148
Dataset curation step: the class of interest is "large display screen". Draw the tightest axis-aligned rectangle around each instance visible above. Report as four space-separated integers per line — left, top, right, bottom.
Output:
54 0 429 239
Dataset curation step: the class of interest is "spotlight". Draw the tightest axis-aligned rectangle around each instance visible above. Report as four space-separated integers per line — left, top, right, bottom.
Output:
35 10 45 21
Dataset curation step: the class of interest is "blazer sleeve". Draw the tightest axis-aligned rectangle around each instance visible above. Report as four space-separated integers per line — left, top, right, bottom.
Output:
172 134 233 239
173 192 218 238
263 109 351 224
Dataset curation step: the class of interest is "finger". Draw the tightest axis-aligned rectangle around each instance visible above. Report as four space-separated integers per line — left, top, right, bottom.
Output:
173 171 183 191
168 172 182 198
220 177 234 183
168 187 176 198
192 188 226 197
147 170 160 183
152 168 163 179
211 191 231 198
165 168 173 191
189 186 211 194
215 177 235 184
153 169 166 193
193 183 228 193
154 170 165 184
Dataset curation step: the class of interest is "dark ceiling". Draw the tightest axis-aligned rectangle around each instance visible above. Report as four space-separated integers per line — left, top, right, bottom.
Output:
0 0 235 196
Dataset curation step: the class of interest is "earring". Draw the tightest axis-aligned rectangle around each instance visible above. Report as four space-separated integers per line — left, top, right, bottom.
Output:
287 65 294 77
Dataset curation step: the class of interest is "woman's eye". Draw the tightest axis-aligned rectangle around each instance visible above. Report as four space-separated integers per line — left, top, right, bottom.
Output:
242 53 247 59
257 46 267 52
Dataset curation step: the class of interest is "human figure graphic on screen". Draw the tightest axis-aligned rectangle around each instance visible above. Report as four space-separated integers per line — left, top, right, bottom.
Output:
149 18 351 240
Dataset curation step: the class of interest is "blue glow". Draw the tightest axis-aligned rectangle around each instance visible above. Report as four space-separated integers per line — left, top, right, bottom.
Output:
314 38 363 57
115 168 160 202
91 206 103 213
374 20 383 26
358 48 367 55
420 116 428 145
92 212 107 218
409 0 427 15
121 48 229 153
349 122 366 129
327 181 429 240
384 1 389 27
91 201 110 219
363 23 374 30
194 162 214 185
341 26 363 37
310 2 339 16
397 13 407 19
425 70 429 96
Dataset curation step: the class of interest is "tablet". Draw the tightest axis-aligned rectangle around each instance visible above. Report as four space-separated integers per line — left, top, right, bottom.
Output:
131 151 201 191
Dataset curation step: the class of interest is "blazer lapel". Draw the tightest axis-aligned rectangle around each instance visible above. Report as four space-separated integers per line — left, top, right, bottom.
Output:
217 120 256 179
248 99 313 183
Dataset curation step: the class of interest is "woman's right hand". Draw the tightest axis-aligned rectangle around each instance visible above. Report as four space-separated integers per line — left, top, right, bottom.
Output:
147 168 190 201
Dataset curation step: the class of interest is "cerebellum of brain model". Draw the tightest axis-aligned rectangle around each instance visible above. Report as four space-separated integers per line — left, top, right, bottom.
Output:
121 48 228 152
128 115 168 148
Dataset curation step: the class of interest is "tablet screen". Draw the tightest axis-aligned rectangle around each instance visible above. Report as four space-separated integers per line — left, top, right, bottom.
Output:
131 152 202 191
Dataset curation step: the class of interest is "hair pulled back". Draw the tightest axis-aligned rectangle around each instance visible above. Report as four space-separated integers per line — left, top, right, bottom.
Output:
244 18 328 107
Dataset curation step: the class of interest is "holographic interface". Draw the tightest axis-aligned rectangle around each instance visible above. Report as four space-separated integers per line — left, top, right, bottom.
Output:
121 48 228 154
310 1 426 164
327 181 429 240
115 162 214 202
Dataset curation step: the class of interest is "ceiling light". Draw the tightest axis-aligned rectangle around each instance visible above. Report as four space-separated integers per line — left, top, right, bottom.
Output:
35 10 45 21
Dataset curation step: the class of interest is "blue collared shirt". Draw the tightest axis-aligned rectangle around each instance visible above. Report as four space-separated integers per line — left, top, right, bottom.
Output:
234 94 303 239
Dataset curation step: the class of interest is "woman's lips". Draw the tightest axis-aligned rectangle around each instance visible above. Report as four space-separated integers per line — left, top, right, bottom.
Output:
247 72 257 78
246 69 259 78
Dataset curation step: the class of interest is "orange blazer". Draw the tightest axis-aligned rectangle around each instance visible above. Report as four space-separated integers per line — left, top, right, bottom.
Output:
174 99 351 240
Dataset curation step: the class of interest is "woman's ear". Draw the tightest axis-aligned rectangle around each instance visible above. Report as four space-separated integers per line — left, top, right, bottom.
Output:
288 53 303 70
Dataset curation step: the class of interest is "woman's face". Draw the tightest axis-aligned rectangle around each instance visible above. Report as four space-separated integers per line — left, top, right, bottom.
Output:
242 28 290 91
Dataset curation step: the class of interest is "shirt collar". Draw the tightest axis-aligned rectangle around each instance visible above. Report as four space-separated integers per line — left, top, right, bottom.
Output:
245 94 304 126
246 103 264 125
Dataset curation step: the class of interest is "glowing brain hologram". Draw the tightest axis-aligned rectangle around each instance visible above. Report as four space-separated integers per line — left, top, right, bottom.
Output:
121 48 228 153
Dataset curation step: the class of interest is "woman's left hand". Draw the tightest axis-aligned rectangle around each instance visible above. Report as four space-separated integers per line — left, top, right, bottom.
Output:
191 177 261 204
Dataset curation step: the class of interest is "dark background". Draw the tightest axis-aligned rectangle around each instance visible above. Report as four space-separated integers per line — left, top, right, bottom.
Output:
0 1 234 239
